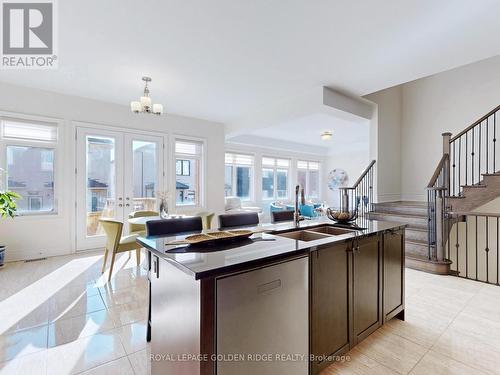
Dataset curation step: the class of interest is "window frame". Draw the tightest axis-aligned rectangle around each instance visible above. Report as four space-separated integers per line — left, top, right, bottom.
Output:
261 156 291 201
0 112 62 217
296 160 321 199
224 152 254 202
172 136 206 209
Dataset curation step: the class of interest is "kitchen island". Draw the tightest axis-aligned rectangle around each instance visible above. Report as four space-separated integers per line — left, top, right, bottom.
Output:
138 217 406 375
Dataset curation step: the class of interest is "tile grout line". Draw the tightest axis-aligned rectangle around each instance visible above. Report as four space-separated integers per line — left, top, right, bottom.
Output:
406 280 484 374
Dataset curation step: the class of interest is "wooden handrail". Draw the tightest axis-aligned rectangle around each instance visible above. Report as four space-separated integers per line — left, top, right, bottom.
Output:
427 154 448 188
339 160 376 190
450 104 500 142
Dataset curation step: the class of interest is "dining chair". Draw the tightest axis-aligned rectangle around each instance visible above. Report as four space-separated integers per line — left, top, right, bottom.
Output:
218 212 259 230
271 210 294 223
146 216 203 237
99 218 142 281
128 210 158 234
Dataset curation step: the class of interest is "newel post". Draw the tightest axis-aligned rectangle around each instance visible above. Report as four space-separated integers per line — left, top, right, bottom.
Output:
437 132 452 262
442 132 452 193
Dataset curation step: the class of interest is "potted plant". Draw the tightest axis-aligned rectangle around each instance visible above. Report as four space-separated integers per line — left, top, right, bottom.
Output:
0 168 21 267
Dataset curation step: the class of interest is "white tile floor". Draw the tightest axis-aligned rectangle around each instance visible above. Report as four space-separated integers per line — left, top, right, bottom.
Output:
0 251 150 375
1 250 500 375
323 268 500 375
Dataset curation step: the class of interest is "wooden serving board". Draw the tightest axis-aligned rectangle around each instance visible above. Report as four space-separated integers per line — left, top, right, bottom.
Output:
165 230 254 246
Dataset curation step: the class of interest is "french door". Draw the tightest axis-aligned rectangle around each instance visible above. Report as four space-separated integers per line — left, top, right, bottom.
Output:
76 127 164 250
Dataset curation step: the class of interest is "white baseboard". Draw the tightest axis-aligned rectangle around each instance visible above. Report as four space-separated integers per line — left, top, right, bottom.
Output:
4 247 74 263
401 192 426 202
377 193 401 203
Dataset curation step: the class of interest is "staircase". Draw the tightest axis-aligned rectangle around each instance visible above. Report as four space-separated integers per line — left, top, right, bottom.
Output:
367 105 500 278
448 172 500 212
424 104 500 281
367 201 444 272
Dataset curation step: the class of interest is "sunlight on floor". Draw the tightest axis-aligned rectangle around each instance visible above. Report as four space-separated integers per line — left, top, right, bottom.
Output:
0 255 102 335
0 250 149 375
1 250 500 374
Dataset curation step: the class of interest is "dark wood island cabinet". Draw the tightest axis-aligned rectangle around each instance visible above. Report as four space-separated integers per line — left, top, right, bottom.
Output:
310 232 404 374
139 218 406 375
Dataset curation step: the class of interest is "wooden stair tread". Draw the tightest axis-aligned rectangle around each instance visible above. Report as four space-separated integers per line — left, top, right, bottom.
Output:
368 212 427 219
374 201 426 207
460 184 486 188
406 239 427 246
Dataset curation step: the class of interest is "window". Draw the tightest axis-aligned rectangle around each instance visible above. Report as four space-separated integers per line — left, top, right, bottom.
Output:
175 139 203 207
225 152 253 200
262 157 290 200
297 160 320 199
1 117 58 215
176 160 191 176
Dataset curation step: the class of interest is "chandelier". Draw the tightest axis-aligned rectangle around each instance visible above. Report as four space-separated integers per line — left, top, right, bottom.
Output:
130 76 163 115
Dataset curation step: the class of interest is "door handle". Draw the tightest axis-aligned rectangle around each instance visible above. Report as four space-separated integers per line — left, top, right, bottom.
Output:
118 203 123 207
125 203 130 207
258 279 281 294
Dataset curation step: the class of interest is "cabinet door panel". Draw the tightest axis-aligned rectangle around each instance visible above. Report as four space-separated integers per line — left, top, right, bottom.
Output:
353 236 381 342
311 243 350 374
384 230 405 321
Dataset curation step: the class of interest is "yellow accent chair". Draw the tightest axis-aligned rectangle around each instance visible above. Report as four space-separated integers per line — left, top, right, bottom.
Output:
128 210 158 234
99 218 142 281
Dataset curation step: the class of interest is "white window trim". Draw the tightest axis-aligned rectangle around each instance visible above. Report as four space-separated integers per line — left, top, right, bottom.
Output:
224 152 255 202
297 159 321 200
261 156 291 201
0 112 63 218
172 135 207 210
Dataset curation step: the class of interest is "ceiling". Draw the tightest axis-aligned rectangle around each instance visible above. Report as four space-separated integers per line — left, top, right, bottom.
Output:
229 113 369 154
2 0 500 123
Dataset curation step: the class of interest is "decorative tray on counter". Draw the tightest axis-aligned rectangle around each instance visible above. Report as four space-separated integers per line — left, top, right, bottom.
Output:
165 230 254 246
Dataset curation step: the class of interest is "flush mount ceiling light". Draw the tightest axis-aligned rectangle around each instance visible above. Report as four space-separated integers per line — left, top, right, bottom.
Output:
321 131 333 141
130 76 163 115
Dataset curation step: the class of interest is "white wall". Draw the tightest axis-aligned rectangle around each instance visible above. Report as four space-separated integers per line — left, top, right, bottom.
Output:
0 82 225 262
400 55 500 201
323 149 370 208
364 86 402 202
366 54 500 202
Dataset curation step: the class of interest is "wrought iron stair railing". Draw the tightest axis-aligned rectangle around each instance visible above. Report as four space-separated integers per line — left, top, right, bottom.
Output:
339 160 376 217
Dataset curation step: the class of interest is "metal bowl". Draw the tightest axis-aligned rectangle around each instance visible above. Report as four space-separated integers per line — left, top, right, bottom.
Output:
326 208 358 224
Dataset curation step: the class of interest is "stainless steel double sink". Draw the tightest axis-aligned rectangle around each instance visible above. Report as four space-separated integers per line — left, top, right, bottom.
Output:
274 225 359 242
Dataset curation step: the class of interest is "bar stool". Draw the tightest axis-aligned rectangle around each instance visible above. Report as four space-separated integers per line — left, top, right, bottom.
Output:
271 210 294 223
218 212 259 230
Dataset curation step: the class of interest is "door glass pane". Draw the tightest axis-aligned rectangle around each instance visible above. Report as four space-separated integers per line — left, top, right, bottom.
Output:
6 145 55 213
132 140 157 211
276 169 288 199
86 136 115 236
176 158 199 206
262 168 274 200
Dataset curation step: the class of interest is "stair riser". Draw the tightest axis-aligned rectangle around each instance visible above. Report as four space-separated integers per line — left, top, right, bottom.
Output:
372 205 428 216
405 229 428 242
366 213 427 229
405 241 428 258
